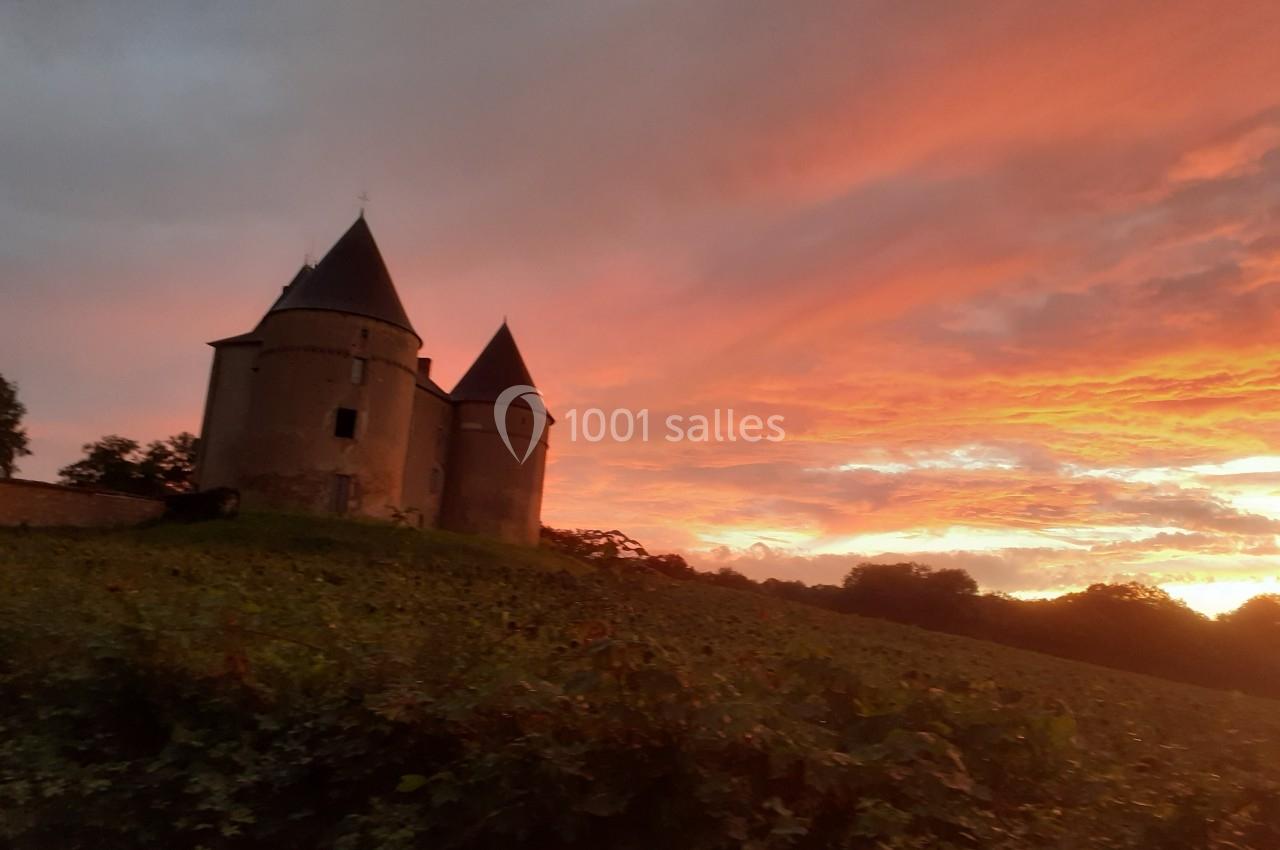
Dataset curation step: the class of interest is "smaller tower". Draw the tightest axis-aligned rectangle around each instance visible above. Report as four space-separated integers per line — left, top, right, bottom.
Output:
439 323 550 544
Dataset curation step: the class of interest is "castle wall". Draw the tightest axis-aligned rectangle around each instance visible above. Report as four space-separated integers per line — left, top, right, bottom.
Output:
235 310 420 520
194 340 260 490
438 400 547 545
0 479 163 528
401 380 452 528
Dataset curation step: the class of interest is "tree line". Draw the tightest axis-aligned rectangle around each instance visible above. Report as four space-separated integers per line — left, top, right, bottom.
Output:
57 433 199 497
0 371 197 496
542 526 1280 700
0 374 31 479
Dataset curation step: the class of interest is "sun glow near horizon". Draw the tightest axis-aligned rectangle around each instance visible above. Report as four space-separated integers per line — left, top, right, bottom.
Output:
1012 577 1280 618
679 447 1280 617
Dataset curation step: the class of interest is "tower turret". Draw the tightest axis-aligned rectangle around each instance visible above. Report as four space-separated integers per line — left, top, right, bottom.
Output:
439 323 550 544
235 217 421 518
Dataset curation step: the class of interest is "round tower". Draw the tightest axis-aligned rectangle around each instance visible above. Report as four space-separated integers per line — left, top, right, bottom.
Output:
236 217 421 520
439 323 550 544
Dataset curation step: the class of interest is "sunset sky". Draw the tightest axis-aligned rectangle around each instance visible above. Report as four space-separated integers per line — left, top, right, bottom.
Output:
4 2 1280 614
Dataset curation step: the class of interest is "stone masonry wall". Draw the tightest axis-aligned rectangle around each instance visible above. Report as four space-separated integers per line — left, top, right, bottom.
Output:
0 479 164 528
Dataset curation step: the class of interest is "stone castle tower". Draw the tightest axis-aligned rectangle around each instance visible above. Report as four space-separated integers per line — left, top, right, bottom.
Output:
194 216 549 544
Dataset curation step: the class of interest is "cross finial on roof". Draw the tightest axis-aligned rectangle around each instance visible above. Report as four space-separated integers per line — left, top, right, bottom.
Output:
357 191 370 218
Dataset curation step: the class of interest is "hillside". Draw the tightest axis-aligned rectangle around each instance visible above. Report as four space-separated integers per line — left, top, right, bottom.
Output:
1 514 1278 849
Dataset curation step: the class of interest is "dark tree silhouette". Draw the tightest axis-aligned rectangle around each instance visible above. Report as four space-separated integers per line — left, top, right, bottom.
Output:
1219 593 1280 636
706 566 758 591
541 527 698 579
138 432 200 494
59 432 199 497
0 374 32 478
645 552 697 580
59 436 144 493
540 527 650 561
841 562 979 628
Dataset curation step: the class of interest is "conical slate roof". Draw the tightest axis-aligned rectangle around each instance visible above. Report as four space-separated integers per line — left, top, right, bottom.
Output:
255 263 315 330
270 217 418 338
271 264 314 313
209 264 314 346
451 323 538 402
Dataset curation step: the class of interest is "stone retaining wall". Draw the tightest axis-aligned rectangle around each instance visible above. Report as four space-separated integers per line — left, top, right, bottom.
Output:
0 479 164 528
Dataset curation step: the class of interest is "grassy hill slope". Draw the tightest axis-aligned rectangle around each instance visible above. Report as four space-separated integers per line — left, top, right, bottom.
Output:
2 514 1278 849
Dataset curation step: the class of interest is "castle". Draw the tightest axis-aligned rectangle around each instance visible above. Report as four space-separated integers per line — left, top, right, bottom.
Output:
193 216 550 544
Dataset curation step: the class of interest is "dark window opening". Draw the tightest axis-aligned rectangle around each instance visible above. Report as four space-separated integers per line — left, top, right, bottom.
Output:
331 474 353 515
335 407 358 438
